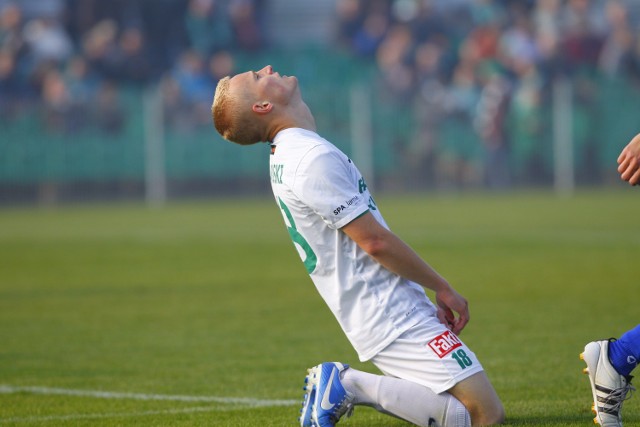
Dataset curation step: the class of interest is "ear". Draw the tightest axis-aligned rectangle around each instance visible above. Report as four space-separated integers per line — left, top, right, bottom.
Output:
252 101 273 114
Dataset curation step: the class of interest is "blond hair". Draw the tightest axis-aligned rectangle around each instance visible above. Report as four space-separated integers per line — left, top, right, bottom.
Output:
211 76 266 145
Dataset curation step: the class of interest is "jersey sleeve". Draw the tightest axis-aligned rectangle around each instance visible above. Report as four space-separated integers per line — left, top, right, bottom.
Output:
292 147 370 229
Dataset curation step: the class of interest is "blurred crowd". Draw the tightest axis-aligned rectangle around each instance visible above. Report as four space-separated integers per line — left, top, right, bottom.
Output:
335 0 640 187
0 0 264 133
2 0 640 187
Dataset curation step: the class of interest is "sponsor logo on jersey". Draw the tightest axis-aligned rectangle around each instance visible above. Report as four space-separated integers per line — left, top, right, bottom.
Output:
333 205 347 215
346 195 359 206
427 331 462 358
333 195 360 215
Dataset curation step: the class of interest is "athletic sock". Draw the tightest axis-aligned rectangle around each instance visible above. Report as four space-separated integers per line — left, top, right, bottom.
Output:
341 368 470 427
608 324 640 377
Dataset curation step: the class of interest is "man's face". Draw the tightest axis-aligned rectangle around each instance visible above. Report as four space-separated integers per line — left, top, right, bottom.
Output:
229 65 299 108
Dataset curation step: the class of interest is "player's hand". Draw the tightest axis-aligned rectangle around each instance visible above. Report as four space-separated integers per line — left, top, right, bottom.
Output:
435 287 469 335
617 133 640 185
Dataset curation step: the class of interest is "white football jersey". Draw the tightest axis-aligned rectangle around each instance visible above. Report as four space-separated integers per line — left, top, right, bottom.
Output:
270 128 437 361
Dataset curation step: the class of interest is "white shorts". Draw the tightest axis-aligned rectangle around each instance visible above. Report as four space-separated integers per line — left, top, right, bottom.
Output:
370 318 484 394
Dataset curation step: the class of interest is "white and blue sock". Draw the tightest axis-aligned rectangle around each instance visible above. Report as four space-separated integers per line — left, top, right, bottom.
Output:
608 324 640 377
341 368 470 427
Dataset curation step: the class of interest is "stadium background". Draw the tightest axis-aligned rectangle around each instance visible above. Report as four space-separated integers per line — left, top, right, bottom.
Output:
1 0 640 205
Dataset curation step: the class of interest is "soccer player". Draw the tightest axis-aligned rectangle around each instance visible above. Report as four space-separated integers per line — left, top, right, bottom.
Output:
617 133 640 185
579 133 640 426
211 65 504 427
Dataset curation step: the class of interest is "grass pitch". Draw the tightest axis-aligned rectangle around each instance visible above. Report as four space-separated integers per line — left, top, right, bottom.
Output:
0 190 638 426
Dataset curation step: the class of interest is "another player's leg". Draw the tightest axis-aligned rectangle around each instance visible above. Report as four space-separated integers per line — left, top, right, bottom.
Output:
580 330 638 427
608 325 640 377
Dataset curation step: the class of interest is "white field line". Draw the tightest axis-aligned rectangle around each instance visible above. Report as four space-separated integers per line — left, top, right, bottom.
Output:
0 384 299 423
0 384 297 406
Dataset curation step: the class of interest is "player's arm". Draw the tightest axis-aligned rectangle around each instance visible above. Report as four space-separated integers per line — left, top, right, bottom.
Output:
341 211 469 334
617 133 640 185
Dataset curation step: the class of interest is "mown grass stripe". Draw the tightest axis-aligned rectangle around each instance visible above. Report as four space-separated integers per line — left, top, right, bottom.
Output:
1 405 244 424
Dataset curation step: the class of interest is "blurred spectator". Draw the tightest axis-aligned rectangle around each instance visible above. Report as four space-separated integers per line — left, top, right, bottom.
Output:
498 9 539 77
92 80 125 135
352 7 389 58
0 47 21 119
406 42 449 188
406 0 446 43
474 64 512 189
560 0 607 36
598 0 635 78
62 54 98 105
161 74 195 132
507 55 545 184
171 49 213 105
166 49 216 129
558 0 607 73
469 0 505 28
375 24 414 103
630 37 640 85
533 0 562 79
40 68 83 134
432 0 474 40
229 0 263 51
63 0 138 43
185 0 233 56
9 0 65 20
208 49 235 84
414 40 445 84
335 0 363 50
437 61 483 188
462 22 501 67
447 61 480 120
110 26 153 84
0 2 24 54
135 0 189 73
81 19 119 78
22 16 73 68
160 48 234 133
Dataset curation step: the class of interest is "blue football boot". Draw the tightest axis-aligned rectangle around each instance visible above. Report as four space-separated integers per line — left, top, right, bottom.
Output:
308 362 354 427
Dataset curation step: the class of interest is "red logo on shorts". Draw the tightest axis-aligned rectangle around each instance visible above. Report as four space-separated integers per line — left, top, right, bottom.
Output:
428 331 462 358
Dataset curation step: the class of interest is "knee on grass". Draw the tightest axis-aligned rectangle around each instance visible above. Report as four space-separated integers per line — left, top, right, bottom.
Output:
466 400 505 426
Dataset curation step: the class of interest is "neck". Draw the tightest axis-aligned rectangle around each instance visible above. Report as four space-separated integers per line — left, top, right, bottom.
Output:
266 101 316 142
